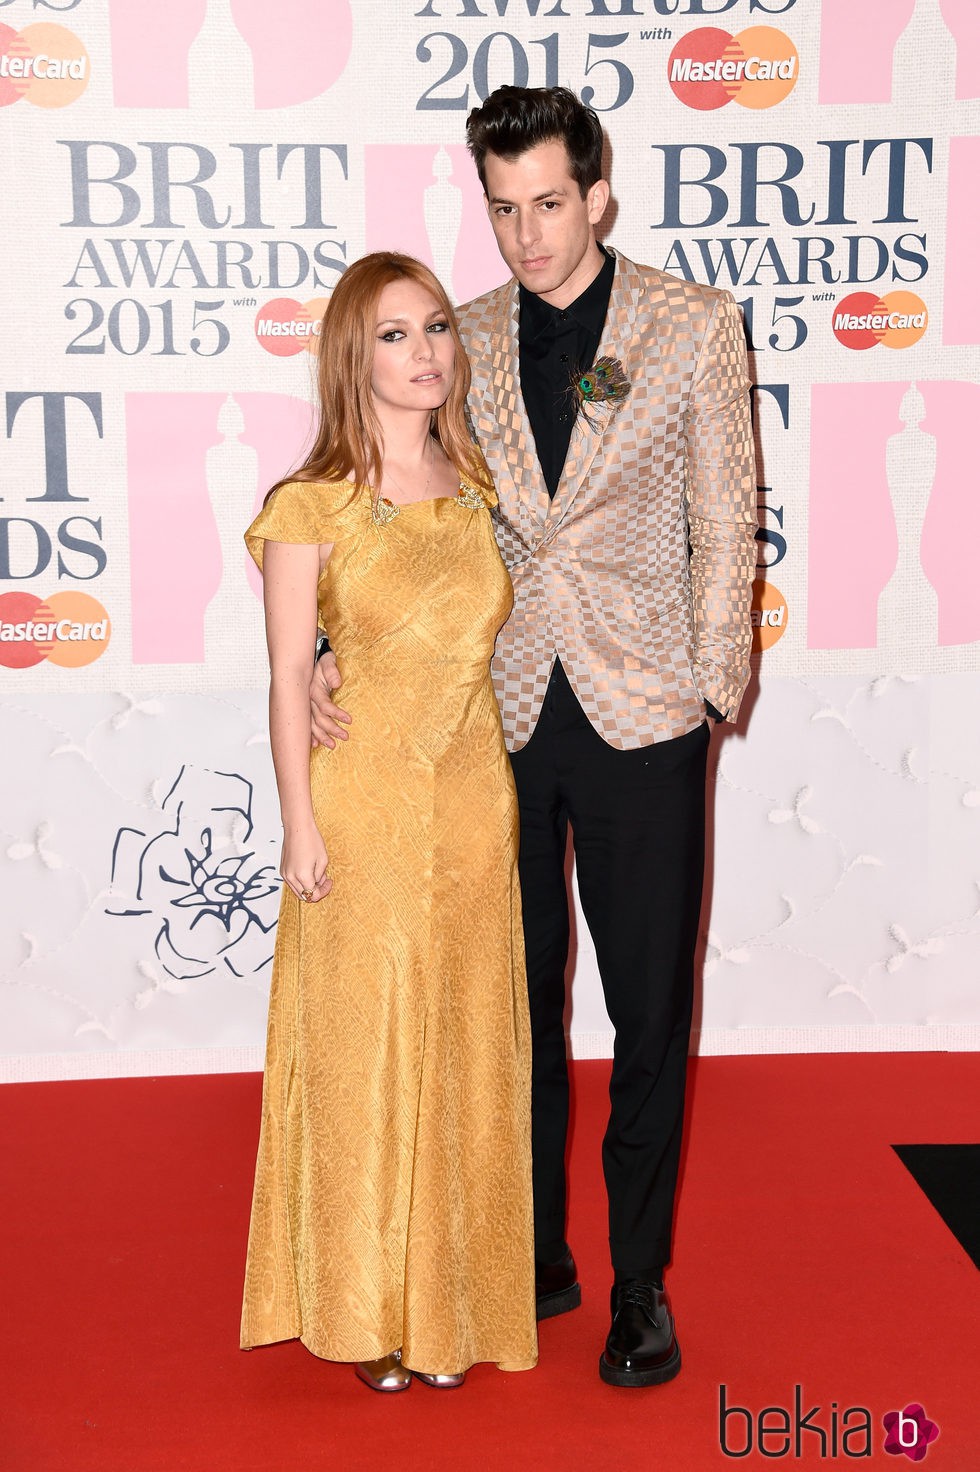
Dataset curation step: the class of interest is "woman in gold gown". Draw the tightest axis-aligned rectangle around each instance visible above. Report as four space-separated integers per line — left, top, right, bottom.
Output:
240 253 536 1391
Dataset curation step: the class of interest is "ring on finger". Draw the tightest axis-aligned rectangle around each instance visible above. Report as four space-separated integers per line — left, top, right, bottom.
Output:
301 888 313 902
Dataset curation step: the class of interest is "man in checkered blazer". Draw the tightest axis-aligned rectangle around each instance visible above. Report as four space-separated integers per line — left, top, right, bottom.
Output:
459 87 757 1388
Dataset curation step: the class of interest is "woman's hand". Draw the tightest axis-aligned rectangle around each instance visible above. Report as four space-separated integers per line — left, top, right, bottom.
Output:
280 821 332 903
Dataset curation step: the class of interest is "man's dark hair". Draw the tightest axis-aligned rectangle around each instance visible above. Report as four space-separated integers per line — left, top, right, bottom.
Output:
466 85 604 198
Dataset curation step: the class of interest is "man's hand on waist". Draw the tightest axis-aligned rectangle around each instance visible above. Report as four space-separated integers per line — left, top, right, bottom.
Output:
310 650 351 749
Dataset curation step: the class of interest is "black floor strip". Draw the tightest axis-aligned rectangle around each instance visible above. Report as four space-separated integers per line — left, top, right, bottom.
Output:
893 1144 980 1270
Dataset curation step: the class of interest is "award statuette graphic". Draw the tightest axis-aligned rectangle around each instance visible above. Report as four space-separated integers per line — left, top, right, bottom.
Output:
187 0 255 114
877 383 939 670
204 395 261 665
891 0 958 108
423 147 463 305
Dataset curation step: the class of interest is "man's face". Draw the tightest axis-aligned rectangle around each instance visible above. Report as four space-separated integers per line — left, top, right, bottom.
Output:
482 139 609 310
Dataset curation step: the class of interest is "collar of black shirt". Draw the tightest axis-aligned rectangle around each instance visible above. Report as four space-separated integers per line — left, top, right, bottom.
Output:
518 244 615 343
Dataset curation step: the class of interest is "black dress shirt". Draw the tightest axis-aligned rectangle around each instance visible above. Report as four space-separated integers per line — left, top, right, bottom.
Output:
518 246 615 500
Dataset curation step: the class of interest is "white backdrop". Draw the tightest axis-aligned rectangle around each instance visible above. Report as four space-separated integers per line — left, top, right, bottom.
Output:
1 0 977 1081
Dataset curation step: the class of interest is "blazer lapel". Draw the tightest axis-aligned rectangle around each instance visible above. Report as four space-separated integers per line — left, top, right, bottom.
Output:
548 251 643 525
485 284 552 528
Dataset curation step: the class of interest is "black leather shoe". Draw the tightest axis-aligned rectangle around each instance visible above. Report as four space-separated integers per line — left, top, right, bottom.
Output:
599 1281 681 1387
535 1247 582 1321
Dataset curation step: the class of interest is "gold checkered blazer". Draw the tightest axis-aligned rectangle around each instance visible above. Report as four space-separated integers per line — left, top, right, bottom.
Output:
457 250 758 753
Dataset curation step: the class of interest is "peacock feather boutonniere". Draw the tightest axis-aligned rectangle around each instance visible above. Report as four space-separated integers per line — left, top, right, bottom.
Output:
571 355 631 430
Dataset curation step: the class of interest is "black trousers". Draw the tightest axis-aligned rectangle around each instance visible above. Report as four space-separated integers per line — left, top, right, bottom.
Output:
509 661 709 1276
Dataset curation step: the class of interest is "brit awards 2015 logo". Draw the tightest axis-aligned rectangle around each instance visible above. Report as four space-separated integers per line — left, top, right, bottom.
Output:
667 26 799 109
808 380 980 661
651 135 933 366
57 137 350 360
0 22 89 107
105 0 352 109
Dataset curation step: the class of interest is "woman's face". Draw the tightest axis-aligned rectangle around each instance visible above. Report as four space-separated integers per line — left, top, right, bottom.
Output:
370 278 456 417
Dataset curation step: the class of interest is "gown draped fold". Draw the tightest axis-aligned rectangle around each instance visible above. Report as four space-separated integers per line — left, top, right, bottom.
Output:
240 475 537 1374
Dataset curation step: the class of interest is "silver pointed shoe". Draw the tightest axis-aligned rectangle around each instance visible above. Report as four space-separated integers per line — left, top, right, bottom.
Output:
354 1350 412 1392
414 1370 466 1388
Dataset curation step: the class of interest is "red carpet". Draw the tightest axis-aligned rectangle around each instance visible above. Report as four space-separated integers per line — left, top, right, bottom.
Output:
2 1055 977 1471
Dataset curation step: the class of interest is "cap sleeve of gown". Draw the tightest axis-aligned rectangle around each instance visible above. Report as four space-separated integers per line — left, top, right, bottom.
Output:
245 479 361 572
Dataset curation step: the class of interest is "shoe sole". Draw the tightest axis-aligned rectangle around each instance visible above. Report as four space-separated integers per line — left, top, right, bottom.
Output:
598 1340 681 1388
536 1281 582 1321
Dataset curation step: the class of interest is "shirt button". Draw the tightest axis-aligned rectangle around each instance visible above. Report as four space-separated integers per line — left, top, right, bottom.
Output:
560 354 568 363
559 412 569 422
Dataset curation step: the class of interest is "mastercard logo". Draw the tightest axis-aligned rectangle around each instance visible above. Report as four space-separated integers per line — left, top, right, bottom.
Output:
254 297 329 357
832 291 928 350
0 591 111 669
668 26 798 110
0 23 89 109
751 579 788 653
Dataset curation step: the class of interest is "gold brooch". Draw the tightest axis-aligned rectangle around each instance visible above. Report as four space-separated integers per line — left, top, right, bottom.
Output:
372 495 400 526
455 482 485 510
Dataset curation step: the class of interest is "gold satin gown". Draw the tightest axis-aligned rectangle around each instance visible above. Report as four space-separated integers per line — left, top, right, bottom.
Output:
240 475 537 1375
